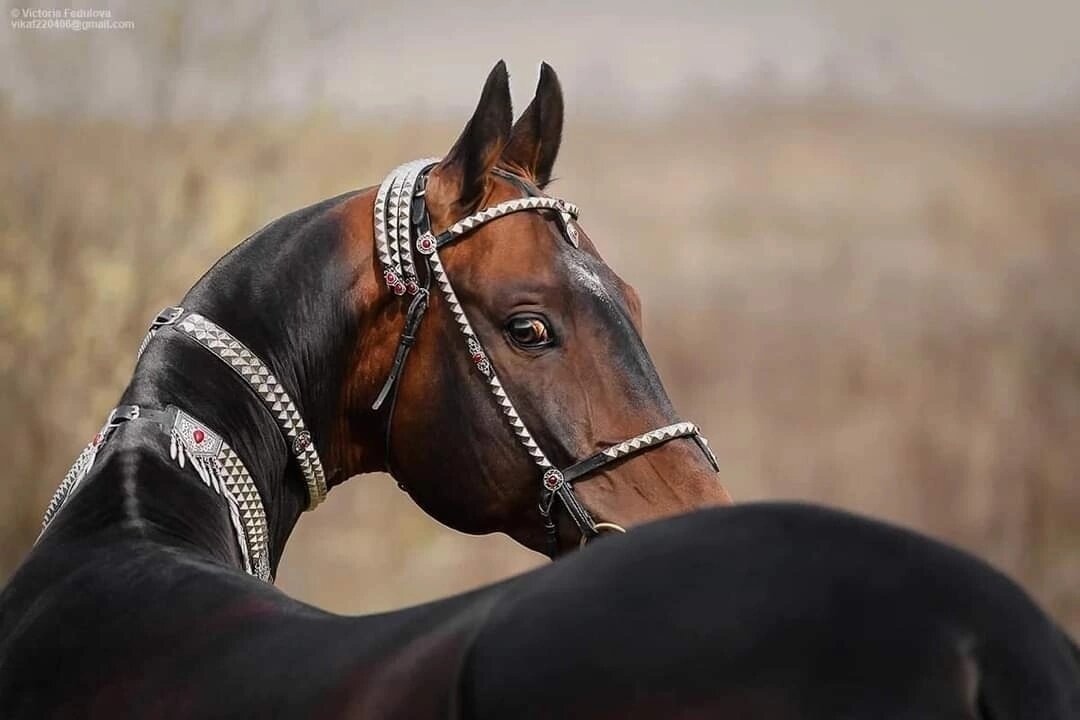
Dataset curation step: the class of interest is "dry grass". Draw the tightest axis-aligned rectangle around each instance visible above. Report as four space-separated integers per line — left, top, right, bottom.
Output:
1 99 1077 634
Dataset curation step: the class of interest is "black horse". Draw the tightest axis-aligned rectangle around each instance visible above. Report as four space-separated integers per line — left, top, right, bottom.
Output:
2 502 1077 718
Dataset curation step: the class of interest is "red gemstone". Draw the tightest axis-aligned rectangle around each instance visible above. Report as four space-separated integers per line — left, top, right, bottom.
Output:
193 429 205 444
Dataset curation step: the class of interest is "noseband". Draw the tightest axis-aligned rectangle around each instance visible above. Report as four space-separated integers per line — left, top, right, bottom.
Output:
372 160 720 554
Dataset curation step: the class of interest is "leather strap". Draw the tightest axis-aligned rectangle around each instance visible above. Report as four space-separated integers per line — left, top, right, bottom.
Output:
372 288 431 412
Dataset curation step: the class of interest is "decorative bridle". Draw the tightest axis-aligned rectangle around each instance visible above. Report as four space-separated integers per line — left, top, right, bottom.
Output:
371 159 720 553
39 161 720 574
40 308 330 582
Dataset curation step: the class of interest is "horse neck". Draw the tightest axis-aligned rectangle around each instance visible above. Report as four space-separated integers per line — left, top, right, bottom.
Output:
102 190 367 574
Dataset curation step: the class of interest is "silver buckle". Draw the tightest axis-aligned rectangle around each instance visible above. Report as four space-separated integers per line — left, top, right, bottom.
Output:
151 306 184 329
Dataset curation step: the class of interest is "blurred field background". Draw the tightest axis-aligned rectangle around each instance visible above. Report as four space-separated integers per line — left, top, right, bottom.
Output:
1 1 1078 636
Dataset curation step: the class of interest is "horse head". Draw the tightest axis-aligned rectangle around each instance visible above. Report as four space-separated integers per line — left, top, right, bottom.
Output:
333 62 732 555
43 62 731 574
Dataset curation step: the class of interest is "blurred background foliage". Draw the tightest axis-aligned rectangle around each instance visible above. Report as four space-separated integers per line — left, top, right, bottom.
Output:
1 1 1078 635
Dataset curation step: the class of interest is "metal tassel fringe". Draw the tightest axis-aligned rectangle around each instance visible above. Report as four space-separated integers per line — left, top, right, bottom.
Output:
170 428 255 576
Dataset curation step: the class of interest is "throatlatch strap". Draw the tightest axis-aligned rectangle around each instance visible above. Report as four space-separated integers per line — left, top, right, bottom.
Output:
372 288 431 411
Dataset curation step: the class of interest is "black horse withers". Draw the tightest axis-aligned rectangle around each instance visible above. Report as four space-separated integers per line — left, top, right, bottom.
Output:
4 500 1080 717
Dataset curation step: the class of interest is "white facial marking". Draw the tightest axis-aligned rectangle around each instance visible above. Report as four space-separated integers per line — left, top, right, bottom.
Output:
567 257 611 304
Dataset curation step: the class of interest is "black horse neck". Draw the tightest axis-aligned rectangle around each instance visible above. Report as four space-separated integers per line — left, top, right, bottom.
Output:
55 191 362 577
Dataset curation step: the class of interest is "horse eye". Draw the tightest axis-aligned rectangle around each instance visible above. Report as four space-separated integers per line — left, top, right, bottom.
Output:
506 315 553 348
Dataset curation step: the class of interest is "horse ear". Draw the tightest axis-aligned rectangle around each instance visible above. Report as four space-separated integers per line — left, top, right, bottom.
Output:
501 62 563 188
428 61 513 216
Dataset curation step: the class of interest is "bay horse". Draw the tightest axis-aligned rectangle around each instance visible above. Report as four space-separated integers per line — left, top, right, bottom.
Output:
0 61 1077 718
31 59 730 581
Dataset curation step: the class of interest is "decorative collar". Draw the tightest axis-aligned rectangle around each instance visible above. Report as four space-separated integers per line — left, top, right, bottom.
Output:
142 307 328 509
41 405 272 581
40 306 331 583
171 311 328 509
